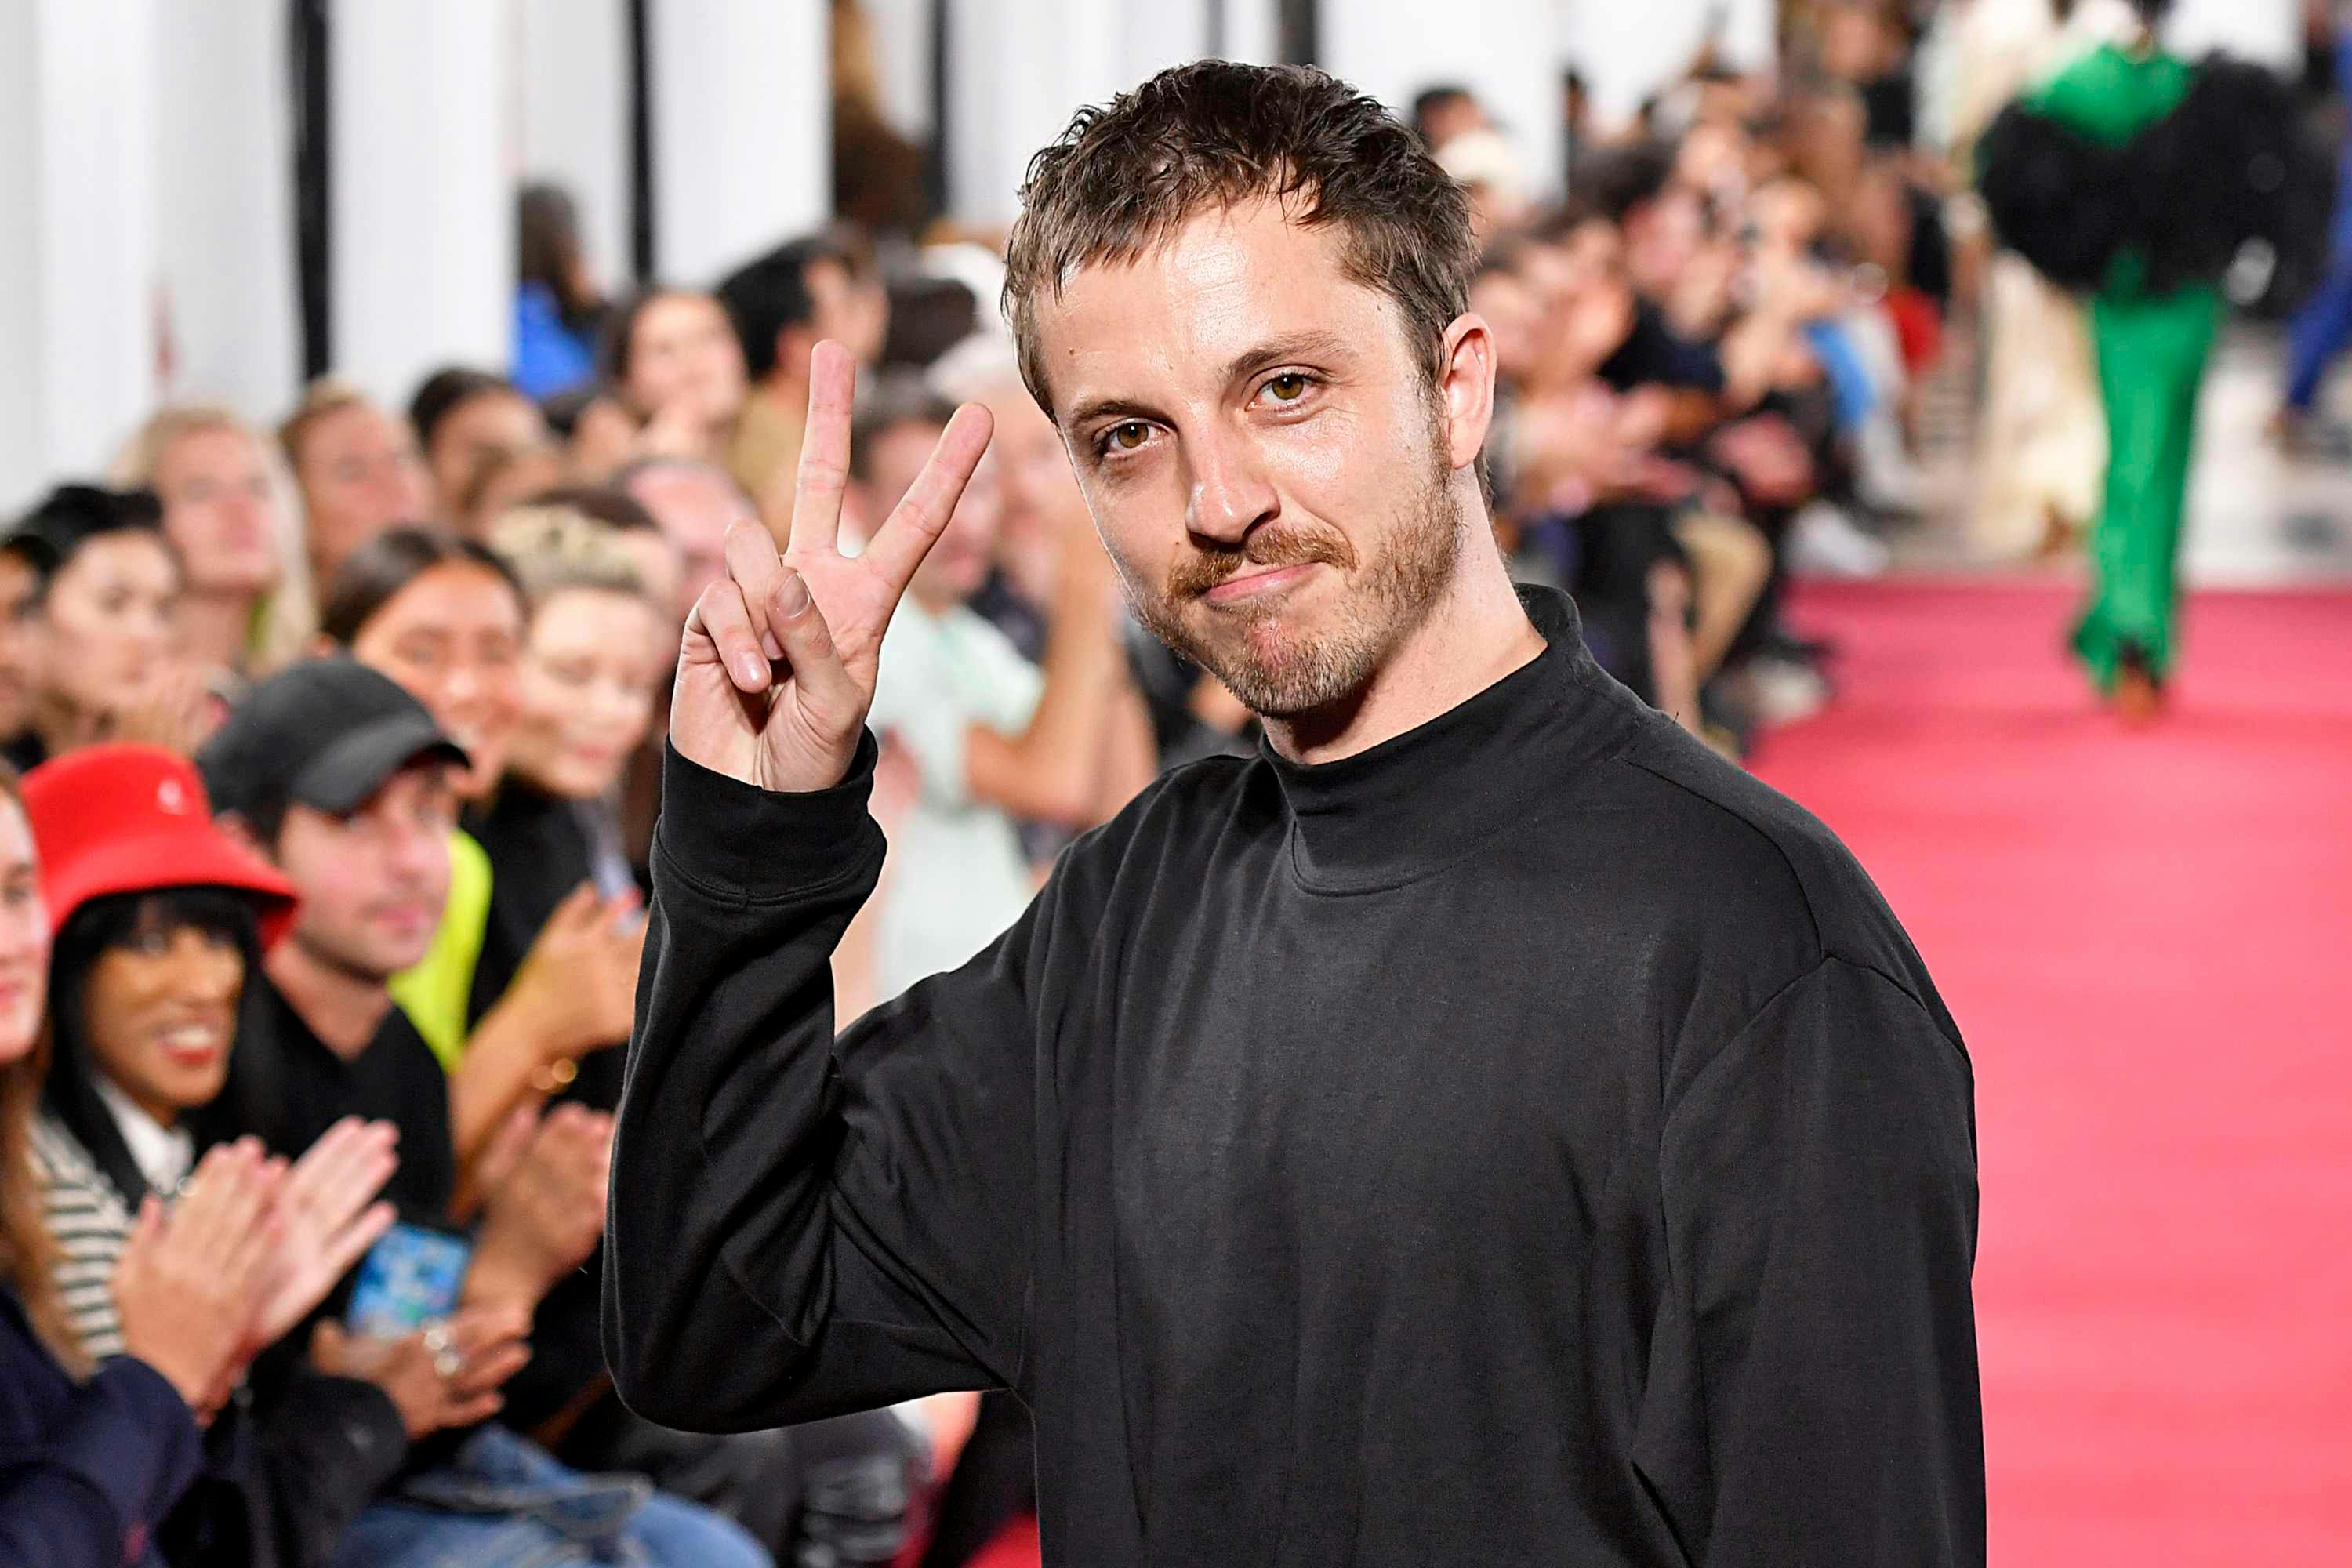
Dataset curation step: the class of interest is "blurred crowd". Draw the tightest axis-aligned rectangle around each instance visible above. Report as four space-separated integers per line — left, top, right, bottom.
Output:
0 2 2340 1565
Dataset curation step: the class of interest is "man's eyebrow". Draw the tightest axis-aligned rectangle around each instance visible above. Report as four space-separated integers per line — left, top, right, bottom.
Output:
1064 330 1354 434
1218 329 1350 390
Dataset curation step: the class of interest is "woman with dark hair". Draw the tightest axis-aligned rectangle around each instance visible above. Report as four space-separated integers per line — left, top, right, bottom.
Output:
12 746 511 1566
0 485 198 774
318 528 640 1171
0 757 263 1566
567 289 750 481
515 183 606 401
405 368 552 528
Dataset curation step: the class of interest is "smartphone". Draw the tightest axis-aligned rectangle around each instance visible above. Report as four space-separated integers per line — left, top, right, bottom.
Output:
345 1221 472 1338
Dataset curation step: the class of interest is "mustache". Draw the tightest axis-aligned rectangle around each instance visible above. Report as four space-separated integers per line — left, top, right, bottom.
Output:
1165 525 1357 600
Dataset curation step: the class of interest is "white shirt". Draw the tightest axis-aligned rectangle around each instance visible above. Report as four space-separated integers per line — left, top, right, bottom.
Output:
866 598 1045 1001
95 1075 195 1196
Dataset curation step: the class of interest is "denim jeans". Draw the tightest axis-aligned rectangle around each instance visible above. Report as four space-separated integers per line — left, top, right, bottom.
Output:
334 1425 771 1568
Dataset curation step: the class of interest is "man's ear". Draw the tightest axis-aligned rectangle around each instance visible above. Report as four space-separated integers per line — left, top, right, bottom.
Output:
1436 311 1499 474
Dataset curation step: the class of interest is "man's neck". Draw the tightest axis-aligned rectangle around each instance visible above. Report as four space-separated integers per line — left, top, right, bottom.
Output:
178 591 257 677
266 940 396 1064
1261 534 1545 767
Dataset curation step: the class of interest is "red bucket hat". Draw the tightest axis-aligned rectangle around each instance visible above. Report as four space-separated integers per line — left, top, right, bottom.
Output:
20 745 299 948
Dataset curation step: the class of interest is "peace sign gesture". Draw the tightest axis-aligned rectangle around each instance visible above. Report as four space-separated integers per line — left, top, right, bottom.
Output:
673 341 993 793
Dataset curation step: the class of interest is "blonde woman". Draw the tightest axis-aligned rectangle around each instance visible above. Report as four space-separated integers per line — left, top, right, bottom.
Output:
112 404 318 684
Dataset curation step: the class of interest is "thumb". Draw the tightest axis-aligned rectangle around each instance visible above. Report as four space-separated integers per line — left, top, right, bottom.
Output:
310 1319 347 1363
764 568 862 733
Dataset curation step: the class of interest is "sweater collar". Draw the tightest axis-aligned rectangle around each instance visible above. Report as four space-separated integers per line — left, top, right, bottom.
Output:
1262 586 1634 893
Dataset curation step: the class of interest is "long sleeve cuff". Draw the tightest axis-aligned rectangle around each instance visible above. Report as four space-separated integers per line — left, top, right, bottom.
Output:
655 731 883 897
55 1356 205 1542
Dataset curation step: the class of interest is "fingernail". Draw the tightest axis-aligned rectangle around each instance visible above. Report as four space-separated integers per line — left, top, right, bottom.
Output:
734 652 767 687
761 633 782 660
777 572 811 619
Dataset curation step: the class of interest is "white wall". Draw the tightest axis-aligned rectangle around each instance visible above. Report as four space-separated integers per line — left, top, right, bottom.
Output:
1567 0 1775 136
155 0 301 422
2166 0 2299 69
0 0 161 508
330 0 514 409
943 0 1215 226
1319 0 1566 201
519 0 632 295
648 0 829 284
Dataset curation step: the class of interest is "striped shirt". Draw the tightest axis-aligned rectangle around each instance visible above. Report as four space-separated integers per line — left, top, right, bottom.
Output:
31 1115 137 1362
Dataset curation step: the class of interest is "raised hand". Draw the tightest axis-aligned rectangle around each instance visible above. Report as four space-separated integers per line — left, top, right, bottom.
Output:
464 1104 615 1312
252 1116 401 1348
672 339 992 793
113 1139 283 1418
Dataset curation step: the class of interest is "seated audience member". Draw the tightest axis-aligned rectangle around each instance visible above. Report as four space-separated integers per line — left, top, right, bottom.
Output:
569 289 750 481
407 368 553 528
852 381 1154 1001
0 760 272 1568
714 234 892 528
472 508 664 1031
318 532 637 1163
113 405 314 686
195 660 768 1568
515 183 608 401
617 456 757 630
453 443 568 542
0 486 194 773
1410 82 1488 152
505 485 684 637
18 744 523 1567
279 381 433 588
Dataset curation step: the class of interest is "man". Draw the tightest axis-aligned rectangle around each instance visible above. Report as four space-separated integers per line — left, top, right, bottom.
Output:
850 379 1152 1000
201 659 777 1564
279 380 434 586
608 62 1982 1566
716 234 891 533
617 456 760 630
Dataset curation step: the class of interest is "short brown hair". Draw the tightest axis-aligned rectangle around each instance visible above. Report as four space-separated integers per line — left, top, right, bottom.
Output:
1003 61 1476 417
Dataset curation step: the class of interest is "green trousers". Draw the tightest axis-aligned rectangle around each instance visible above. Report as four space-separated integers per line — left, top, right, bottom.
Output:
2073 284 2221 690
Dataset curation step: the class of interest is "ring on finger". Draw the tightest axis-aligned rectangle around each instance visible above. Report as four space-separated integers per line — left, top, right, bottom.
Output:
434 1346 465 1381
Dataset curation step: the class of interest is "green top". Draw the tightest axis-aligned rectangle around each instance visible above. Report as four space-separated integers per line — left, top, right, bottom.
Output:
2027 41 2191 145
387 827 493 1071
2027 42 2198 299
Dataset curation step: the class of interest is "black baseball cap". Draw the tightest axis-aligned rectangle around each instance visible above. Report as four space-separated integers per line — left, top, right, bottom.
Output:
199 658 470 821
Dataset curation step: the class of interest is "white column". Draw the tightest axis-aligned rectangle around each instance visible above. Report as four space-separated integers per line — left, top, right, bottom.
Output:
1219 0 1284 64
154 0 301 422
862 0 936 140
330 0 514 410
519 0 632 296
1319 0 1566 201
0 0 160 506
1567 0 1763 136
648 0 829 285
942 0 1215 227
2165 0 2299 70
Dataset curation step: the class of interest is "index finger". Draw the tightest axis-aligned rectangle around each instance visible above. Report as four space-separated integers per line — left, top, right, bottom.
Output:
860 404 994 596
787 340 857 557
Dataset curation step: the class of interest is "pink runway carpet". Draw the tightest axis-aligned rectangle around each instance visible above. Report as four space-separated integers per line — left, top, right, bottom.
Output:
1754 577 2352 1566
949 575 2352 1566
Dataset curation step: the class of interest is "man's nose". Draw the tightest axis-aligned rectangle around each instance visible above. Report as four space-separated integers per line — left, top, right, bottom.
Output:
1184 427 1279 546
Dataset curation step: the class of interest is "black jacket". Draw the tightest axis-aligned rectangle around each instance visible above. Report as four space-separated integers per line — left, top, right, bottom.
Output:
606 587 1984 1566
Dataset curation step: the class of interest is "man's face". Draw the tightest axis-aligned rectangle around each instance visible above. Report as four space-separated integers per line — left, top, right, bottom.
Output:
271 763 457 982
1031 199 1473 717
866 420 1004 609
804 258 891 370
296 402 431 580
624 466 757 628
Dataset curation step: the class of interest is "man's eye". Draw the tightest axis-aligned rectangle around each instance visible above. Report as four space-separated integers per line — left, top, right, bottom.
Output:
1107 423 1150 453
1264 373 1309 402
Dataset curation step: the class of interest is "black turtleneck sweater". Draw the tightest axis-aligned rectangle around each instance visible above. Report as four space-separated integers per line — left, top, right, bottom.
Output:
605 587 1983 1567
